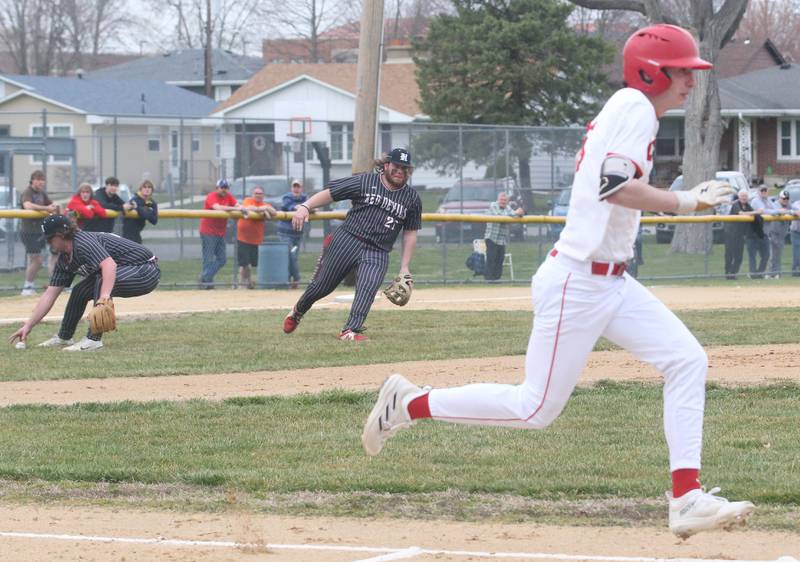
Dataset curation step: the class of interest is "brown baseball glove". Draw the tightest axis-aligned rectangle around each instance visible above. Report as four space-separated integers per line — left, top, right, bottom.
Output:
383 273 413 306
88 297 116 335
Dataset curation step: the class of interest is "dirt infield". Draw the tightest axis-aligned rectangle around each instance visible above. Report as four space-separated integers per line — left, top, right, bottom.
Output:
2 504 798 562
2 285 799 561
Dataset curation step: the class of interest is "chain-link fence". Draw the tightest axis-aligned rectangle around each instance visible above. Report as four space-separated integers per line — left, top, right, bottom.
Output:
0 111 796 292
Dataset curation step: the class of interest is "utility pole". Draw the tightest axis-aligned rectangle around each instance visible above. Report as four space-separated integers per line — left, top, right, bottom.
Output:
351 0 384 174
204 0 213 98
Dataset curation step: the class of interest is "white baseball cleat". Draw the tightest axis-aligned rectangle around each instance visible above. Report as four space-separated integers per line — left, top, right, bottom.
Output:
37 335 74 348
668 487 754 539
63 337 103 352
362 374 426 456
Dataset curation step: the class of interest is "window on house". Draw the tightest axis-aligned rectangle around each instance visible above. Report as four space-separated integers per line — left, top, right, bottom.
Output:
380 124 392 155
0 125 8 176
778 119 799 158
148 126 161 152
191 127 200 152
31 124 72 164
654 119 684 158
330 123 353 161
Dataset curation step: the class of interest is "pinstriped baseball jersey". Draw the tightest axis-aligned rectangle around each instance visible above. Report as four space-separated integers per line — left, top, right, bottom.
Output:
330 172 422 252
50 231 155 287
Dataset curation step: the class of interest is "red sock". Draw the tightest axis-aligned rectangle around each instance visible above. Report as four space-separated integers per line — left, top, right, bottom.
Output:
407 393 431 420
672 468 701 498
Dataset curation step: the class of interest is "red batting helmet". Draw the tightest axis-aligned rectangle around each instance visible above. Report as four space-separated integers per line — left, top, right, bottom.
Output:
623 24 712 97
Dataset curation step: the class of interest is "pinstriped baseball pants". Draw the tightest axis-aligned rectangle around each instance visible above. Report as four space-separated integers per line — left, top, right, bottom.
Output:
58 262 161 342
295 228 389 333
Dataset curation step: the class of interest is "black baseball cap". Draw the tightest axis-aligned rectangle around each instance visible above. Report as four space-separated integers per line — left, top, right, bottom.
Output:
41 214 72 239
216 179 230 189
389 147 412 168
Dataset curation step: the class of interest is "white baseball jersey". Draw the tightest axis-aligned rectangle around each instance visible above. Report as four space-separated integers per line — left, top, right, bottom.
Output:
556 88 658 263
427 86 707 474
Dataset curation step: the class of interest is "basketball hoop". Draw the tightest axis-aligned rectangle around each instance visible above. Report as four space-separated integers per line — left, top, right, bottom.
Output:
289 117 312 139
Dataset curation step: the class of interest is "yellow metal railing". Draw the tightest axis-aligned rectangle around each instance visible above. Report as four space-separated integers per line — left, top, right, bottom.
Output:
0 209 797 223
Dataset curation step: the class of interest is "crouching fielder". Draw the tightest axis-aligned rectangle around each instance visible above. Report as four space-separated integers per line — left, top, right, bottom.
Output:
9 214 160 352
362 24 754 539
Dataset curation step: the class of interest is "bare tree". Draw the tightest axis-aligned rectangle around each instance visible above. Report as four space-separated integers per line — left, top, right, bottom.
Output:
0 0 134 75
738 0 800 61
152 0 267 52
59 0 134 73
0 0 69 74
263 0 358 63
570 0 749 254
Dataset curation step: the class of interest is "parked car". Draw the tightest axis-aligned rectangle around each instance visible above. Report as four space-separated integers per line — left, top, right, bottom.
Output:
435 177 525 243
546 188 571 240
781 179 800 203
91 183 132 202
0 185 18 241
329 199 351 230
655 171 749 244
231 175 293 237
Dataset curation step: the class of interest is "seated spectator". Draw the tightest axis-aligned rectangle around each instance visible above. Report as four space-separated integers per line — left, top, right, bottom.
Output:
66 183 107 229
123 180 159 243
89 176 133 232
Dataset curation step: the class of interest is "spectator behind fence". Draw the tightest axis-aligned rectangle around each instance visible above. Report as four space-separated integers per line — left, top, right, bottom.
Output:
87 176 133 233
765 189 793 278
67 183 107 230
483 192 524 281
237 186 277 289
122 180 159 244
19 170 61 296
199 179 242 289
791 197 800 277
278 179 308 289
724 189 758 280
746 185 770 279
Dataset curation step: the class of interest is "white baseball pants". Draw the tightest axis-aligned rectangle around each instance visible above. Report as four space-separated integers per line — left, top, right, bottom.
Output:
428 252 707 471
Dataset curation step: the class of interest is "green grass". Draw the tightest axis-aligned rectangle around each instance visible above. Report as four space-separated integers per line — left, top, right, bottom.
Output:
0 384 796 529
2 307 800 382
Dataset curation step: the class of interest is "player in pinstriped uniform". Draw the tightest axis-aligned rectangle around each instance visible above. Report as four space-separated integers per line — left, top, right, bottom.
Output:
9 214 160 352
283 148 421 341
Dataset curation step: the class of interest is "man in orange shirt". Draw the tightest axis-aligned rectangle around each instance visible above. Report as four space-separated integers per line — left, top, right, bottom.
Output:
199 179 242 289
237 186 277 289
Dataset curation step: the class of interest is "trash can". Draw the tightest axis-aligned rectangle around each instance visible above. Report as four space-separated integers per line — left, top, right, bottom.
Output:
257 241 290 288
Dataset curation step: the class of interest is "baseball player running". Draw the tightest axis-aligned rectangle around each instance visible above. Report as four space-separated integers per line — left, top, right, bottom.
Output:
9 214 160 351
283 148 422 341
362 25 754 538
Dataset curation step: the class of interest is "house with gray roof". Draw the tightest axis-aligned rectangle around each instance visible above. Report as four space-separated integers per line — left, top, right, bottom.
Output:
87 49 265 101
0 74 219 193
652 63 800 187
716 63 800 185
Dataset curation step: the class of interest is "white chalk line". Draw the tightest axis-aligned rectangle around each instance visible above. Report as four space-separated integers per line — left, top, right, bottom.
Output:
0 530 796 562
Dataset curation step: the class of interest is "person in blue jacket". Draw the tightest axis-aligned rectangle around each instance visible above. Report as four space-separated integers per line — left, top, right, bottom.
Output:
122 179 158 244
278 179 308 289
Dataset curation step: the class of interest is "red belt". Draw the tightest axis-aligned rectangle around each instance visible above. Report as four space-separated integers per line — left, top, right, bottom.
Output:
549 249 626 277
